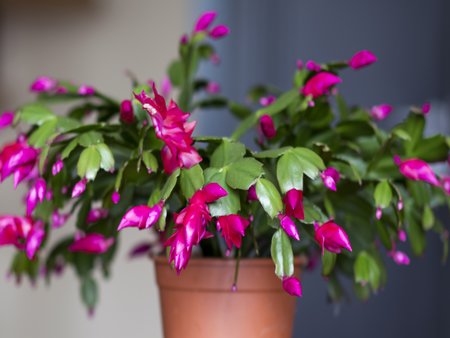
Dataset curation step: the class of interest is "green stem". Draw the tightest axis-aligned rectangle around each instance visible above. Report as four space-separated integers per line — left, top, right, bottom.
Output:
232 249 241 291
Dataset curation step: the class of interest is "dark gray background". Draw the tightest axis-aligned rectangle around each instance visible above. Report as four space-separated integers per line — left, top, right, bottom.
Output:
190 1 450 337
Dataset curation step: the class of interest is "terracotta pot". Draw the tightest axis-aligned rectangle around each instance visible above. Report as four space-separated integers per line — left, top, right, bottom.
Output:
154 256 306 338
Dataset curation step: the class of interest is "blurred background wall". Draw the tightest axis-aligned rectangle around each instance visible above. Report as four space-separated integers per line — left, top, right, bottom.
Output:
1 1 449 338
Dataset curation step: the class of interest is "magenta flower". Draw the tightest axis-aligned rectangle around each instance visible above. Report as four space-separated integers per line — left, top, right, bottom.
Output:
25 223 45 259
166 183 227 273
389 250 410 265
117 201 164 231
206 82 221 94
247 185 258 201
30 76 57 93
0 216 23 246
51 210 69 229
120 99 134 124
442 177 450 195
52 158 64 176
161 76 172 99
314 220 352 255
282 276 302 297
209 25 230 39
112 191 121 204
194 11 217 32
348 50 377 70
69 233 114 254
86 208 109 224
283 189 304 220
78 85 95 96
394 156 440 186
0 138 39 188
301 72 342 98
72 178 87 198
259 95 276 107
370 104 392 120
129 242 154 259
321 167 340 191
422 102 431 115
0 112 14 130
398 229 407 242
306 60 321 72
26 178 46 217
216 214 250 250
278 214 300 240
180 34 189 45
296 59 304 70
135 83 202 174
259 114 276 139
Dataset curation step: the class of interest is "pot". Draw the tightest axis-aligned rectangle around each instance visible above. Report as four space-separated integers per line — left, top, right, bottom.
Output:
154 256 306 338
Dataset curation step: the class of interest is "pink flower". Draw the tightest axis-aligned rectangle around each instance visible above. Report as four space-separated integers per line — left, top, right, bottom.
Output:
30 76 57 93
321 167 340 191
282 276 302 297
0 138 39 188
69 233 114 254
120 100 134 124
161 76 172 99
135 83 202 173
180 34 189 45
52 159 64 176
209 25 230 39
348 50 377 70
0 112 14 130
117 201 164 231
206 82 221 94
129 242 154 259
283 189 304 220
301 72 342 98
25 222 45 259
78 85 95 96
306 60 321 72
51 210 69 229
194 11 217 32
216 214 250 250
247 185 258 201
314 220 352 255
112 191 121 204
422 102 431 115
259 96 276 107
166 183 227 273
398 229 407 242
72 178 87 198
370 104 392 120
259 115 276 139
296 59 304 70
278 214 300 240
397 199 404 211
394 156 440 186
26 178 46 217
86 208 108 224
442 177 450 195
389 250 410 265
375 207 383 220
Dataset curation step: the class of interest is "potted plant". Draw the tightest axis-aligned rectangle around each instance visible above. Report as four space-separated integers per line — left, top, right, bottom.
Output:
0 10 449 338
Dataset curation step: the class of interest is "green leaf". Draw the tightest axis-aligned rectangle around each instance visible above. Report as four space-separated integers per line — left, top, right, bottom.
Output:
271 229 294 278
413 135 449 162
160 169 180 200
406 210 426 256
336 94 349 119
81 276 98 311
78 131 104 147
168 60 183 86
354 251 381 291
302 199 328 224
204 168 240 216
255 178 283 218
422 205 434 231
226 158 264 190
28 119 57 148
19 103 55 125
95 143 115 172
322 251 337 276
141 151 158 173
402 113 425 155
228 102 252 119
77 146 101 180
292 147 325 172
210 140 246 168
254 146 292 159
61 138 79 160
277 151 303 193
57 117 82 131
180 164 204 199
336 120 374 139
374 180 393 208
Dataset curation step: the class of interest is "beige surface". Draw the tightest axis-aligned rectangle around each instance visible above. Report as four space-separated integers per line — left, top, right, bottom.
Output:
0 1 187 337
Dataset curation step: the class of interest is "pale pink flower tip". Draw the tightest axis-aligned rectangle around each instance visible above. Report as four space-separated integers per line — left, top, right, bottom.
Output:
78 85 95 96
259 95 276 107
209 25 230 39
282 276 302 297
390 251 410 265
376 207 383 220
0 112 14 130
422 102 431 115
72 179 87 198
371 104 393 120
348 50 377 70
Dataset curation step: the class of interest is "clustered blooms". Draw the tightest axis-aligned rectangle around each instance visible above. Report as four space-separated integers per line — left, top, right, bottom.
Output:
135 83 202 174
193 11 230 39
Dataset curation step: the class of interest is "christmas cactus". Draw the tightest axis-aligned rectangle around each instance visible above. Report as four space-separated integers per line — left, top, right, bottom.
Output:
1 11 449 311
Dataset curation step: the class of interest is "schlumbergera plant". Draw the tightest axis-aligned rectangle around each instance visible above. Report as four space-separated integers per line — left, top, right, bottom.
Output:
1 11 449 311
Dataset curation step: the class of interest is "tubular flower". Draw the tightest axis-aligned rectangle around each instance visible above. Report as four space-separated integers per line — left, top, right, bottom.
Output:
422 102 431 115
259 95 276 107
69 233 114 254
216 214 250 250
78 85 95 96
301 72 342 99
259 115 276 139
306 60 321 72
0 138 39 188
117 201 164 231
86 208 109 224
348 50 377 69
30 76 57 93
321 167 340 191
282 276 303 297
135 83 202 174
112 191 121 204
120 99 134 124
51 210 69 229
283 189 304 220
314 220 352 255
52 158 64 176
209 25 230 39
166 183 227 273
389 250 410 265
370 104 392 120
0 112 14 130
72 178 87 198
394 156 440 186
278 214 300 241
206 81 221 94
193 11 217 32
442 177 450 195
26 178 47 217
247 185 258 201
